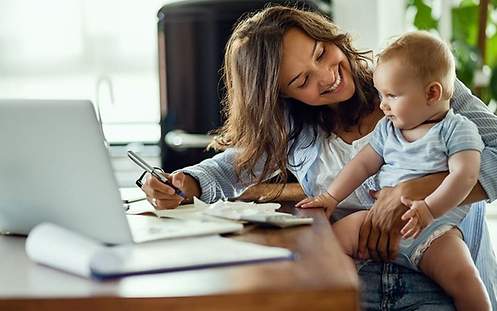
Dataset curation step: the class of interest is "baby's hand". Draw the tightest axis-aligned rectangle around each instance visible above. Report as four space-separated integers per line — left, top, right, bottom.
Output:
400 196 434 239
295 193 338 218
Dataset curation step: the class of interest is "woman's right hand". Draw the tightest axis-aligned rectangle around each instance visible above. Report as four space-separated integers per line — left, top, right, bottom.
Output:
141 171 189 210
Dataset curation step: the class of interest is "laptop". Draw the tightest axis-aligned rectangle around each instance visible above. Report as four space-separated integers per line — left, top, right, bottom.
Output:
0 99 242 244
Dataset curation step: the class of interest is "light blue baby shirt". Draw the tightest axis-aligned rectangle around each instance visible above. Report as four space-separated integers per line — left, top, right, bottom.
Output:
369 109 485 188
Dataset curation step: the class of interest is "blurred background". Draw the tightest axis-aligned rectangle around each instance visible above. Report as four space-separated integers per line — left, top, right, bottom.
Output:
0 0 495 248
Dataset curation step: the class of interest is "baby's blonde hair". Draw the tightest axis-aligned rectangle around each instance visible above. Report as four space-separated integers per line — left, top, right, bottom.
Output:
377 31 456 99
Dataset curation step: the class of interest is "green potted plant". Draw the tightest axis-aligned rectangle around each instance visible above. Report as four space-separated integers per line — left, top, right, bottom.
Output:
407 0 497 109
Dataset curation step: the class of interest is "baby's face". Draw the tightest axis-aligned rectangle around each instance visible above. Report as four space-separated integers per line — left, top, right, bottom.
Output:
373 58 429 130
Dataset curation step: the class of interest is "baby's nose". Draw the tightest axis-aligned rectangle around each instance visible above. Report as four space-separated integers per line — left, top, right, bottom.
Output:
379 101 389 111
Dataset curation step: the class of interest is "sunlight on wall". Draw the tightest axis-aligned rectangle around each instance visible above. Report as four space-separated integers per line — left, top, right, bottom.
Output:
0 0 174 142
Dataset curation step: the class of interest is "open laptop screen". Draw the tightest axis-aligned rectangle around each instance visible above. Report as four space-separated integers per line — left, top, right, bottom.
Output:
0 99 132 244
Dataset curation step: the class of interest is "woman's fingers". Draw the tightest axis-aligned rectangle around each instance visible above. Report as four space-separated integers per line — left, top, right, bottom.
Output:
171 172 186 189
377 231 389 260
141 172 184 210
148 176 177 195
155 197 183 210
388 229 401 261
358 211 373 259
147 195 183 210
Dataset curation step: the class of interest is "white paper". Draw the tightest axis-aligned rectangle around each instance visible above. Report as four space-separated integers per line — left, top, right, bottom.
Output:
201 198 282 220
90 235 293 277
126 214 243 243
126 197 284 222
25 223 293 280
25 223 103 277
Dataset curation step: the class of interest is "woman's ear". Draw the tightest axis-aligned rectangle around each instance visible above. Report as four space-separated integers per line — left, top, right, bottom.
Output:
425 82 443 105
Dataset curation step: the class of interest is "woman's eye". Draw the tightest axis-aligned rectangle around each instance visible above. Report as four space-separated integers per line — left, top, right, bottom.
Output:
298 77 308 88
317 47 325 61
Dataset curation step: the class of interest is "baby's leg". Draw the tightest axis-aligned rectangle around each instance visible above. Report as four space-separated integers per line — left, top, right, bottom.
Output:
332 211 368 257
418 228 491 311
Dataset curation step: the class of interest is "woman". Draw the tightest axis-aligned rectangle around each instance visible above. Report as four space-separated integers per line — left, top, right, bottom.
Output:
142 6 497 310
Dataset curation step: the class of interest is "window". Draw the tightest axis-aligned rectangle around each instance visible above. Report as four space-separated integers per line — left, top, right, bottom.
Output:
0 0 171 144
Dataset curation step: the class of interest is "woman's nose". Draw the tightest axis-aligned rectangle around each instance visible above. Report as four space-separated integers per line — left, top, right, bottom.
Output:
317 65 335 87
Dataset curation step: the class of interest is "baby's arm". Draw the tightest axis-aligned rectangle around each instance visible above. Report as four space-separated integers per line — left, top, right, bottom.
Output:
297 144 384 216
401 150 481 239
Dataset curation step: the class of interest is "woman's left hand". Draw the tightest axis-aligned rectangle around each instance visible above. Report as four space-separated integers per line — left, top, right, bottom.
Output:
357 186 409 261
357 172 449 261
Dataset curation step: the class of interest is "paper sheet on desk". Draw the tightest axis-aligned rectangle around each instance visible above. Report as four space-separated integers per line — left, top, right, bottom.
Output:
26 223 103 277
25 223 294 280
126 197 284 221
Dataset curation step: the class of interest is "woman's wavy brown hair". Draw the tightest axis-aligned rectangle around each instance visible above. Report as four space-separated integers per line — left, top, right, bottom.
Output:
210 5 378 193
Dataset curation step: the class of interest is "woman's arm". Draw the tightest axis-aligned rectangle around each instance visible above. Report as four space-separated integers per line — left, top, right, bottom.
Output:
400 172 488 205
238 183 305 202
451 79 497 202
177 148 269 203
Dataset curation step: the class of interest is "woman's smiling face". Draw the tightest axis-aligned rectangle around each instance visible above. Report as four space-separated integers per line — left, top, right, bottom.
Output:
278 27 356 106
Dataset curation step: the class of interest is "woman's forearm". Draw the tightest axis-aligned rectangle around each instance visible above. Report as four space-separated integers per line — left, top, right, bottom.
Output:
400 172 488 205
238 183 305 202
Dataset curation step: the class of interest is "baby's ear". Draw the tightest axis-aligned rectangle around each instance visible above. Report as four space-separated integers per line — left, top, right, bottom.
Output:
425 82 443 104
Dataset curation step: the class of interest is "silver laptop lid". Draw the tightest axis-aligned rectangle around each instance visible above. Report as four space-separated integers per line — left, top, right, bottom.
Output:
0 99 132 244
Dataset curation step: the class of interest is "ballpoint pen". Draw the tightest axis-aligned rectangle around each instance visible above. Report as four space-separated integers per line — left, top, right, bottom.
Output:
127 150 186 198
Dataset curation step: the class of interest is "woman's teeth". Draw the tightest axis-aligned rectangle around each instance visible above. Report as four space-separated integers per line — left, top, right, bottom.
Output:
329 68 342 92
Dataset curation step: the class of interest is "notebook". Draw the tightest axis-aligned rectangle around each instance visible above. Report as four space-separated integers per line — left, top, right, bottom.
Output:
0 99 242 244
26 223 294 279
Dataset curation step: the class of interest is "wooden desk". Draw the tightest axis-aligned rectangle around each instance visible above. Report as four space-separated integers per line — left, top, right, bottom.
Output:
0 203 359 311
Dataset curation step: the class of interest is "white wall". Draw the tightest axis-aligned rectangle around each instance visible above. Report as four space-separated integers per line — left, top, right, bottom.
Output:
333 0 407 53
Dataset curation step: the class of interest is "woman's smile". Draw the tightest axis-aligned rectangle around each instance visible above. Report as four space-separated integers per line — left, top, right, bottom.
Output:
321 64 344 96
278 27 355 106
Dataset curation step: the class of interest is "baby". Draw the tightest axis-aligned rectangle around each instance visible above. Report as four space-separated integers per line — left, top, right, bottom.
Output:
297 31 491 310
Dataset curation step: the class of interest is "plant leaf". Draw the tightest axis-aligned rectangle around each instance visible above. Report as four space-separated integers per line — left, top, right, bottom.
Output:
490 66 497 100
486 32 497 67
452 41 480 87
412 0 438 30
452 4 479 45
